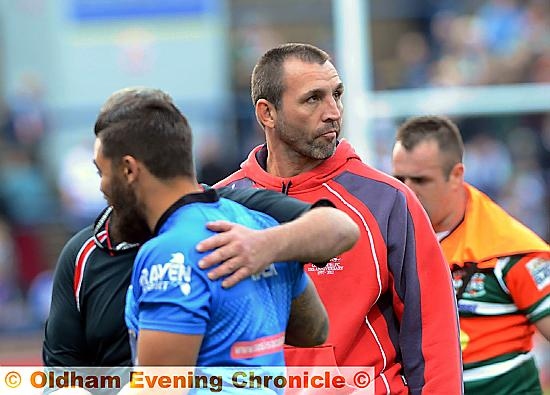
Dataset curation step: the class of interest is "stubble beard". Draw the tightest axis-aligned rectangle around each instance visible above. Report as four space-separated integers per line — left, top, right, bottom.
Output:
276 117 337 161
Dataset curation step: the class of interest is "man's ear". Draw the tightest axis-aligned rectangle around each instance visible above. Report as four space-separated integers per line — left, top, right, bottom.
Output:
449 162 464 188
255 99 277 129
121 155 140 183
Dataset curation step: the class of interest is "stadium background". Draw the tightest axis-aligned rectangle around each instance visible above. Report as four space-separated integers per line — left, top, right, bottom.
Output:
0 0 548 388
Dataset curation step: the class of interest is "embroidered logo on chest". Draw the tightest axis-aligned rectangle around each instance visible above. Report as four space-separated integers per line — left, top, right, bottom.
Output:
307 257 344 276
463 273 487 298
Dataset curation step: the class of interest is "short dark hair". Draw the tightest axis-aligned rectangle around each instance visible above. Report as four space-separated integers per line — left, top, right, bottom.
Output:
396 115 464 178
94 87 194 179
251 43 331 109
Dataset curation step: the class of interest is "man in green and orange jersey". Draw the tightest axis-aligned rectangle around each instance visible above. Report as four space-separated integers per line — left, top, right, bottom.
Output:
392 115 550 394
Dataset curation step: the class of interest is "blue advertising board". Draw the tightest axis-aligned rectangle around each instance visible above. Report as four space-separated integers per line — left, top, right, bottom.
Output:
70 0 219 21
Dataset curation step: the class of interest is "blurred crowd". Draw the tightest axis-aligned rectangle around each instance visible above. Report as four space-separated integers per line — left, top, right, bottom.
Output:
373 0 550 89
0 75 57 334
0 0 548 338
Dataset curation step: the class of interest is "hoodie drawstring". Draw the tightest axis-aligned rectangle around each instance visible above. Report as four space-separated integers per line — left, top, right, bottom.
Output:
281 181 292 195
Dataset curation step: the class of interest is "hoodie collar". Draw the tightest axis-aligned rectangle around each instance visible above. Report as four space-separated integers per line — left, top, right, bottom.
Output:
242 139 361 192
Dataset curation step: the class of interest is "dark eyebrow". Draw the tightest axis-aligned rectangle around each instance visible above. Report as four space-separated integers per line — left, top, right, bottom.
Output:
301 88 325 100
301 82 344 101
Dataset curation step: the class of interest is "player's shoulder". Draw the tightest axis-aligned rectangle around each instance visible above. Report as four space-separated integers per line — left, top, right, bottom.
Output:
52 225 95 277
69 224 95 245
138 217 208 263
59 225 96 257
220 196 279 228
505 251 550 271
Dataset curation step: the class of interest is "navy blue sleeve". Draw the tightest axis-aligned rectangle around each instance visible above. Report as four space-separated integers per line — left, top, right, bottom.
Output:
216 185 333 223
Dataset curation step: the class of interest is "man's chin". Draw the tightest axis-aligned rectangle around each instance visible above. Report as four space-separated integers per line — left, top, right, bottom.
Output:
311 143 336 160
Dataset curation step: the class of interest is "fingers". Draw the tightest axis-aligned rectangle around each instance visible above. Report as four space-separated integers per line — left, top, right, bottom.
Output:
204 256 248 282
196 221 238 253
205 220 234 232
196 233 229 254
198 243 229 269
221 267 253 289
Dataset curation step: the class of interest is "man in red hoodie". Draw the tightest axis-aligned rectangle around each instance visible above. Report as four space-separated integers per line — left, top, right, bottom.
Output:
209 43 462 394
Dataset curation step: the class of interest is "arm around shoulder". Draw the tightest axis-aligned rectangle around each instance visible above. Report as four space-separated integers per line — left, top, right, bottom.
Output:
196 206 359 287
262 206 359 265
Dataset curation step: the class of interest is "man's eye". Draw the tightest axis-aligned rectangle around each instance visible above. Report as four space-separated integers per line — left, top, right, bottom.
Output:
394 175 427 184
410 177 427 184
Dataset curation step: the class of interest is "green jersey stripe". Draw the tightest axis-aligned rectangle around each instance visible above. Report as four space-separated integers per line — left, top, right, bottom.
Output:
458 299 517 315
463 352 534 382
526 295 549 322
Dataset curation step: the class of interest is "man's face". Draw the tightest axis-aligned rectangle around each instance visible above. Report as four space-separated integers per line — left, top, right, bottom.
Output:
93 138 152 244
274 58 344 160
392 139 458 232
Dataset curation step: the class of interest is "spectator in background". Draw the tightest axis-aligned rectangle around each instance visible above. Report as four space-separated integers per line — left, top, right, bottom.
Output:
0 148 57 292
0 216 28 331
0 148 57 227
478 0 524 56
3 73 48 163
498 127 549 240
376 0 550 89
196 135 238 186
58 139 106 232
463 132 512 199
395 32 431 89
392 115 550 395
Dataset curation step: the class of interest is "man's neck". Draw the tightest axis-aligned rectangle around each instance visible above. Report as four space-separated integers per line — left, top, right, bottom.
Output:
143 179 203 232
433 185 468 234
264 142 322 178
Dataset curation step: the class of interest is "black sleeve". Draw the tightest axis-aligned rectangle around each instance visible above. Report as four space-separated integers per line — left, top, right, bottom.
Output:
42 228 91 368
216 186 333 223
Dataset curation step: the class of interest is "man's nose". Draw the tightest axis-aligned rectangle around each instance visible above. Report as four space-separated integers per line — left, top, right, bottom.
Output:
323 97 342 122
